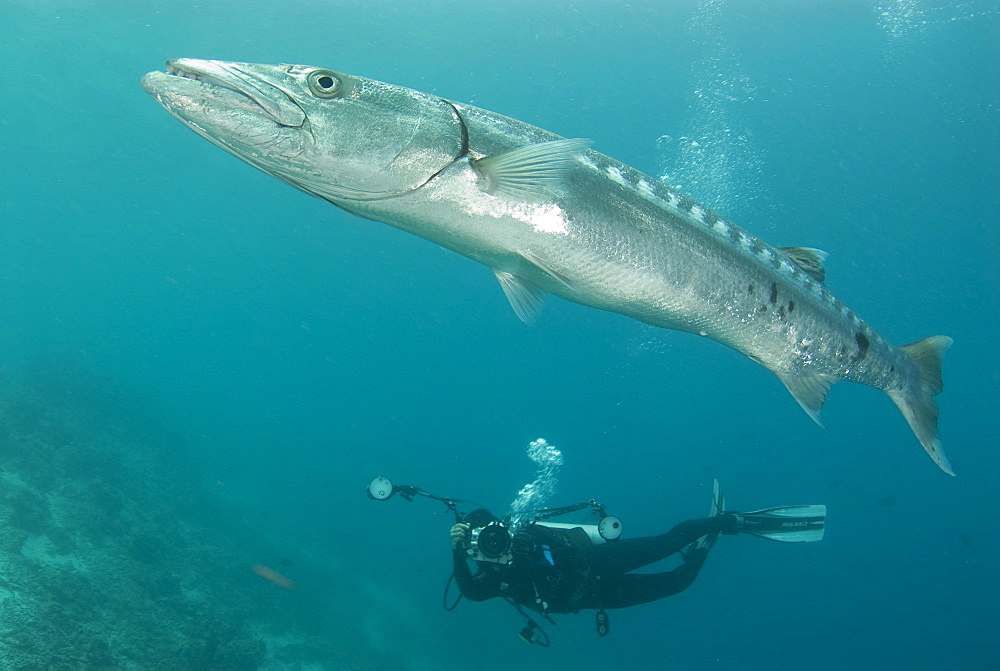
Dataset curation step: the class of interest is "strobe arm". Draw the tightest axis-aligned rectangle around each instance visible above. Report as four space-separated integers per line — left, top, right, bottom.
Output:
365 476 463 520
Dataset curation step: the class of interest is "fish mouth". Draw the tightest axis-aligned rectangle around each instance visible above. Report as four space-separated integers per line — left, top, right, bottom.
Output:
142 58 306 128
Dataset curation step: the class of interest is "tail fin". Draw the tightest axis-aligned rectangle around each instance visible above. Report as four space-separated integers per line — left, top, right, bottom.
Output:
887 335 954 475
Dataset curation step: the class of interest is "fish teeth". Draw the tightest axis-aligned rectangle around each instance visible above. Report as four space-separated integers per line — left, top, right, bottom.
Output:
166 65 200 81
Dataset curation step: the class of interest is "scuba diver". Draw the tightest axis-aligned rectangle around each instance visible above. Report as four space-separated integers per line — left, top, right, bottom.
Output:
367 476 825 644
451 481 824 614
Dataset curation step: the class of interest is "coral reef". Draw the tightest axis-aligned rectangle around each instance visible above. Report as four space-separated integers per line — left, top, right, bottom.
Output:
0 359 275 668
0 356 427 669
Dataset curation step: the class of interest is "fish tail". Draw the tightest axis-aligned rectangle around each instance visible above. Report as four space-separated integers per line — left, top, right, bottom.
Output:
887 335 954 475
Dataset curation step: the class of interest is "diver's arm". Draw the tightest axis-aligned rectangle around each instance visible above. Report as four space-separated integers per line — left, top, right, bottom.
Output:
450 524 502 601
452 549 505 601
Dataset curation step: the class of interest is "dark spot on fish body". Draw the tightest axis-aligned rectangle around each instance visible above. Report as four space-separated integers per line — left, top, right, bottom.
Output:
788 301 795 312
855 331 870 359
747 284 754 295
769 282 778 305
678 197 694 213
704 210 719 226
777 305 786 321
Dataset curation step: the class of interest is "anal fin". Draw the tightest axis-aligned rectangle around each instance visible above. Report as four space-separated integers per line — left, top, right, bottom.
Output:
777 372 839 427
495 270 547 324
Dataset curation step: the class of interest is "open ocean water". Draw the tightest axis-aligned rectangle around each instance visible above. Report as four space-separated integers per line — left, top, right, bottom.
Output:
1 0 997 669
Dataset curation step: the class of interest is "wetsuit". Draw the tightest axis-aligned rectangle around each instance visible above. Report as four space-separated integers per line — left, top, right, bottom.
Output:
453 516 736 613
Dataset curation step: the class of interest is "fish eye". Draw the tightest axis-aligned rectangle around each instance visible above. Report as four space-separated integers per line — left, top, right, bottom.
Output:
307 70 341 98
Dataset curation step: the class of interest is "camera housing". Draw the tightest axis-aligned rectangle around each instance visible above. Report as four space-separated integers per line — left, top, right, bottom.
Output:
467 521 513 564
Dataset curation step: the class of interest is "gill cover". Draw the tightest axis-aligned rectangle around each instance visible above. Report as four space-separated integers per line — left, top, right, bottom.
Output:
259 63 466 201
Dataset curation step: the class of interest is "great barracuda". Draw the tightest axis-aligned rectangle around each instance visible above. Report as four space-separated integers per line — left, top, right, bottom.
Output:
141 59 954 474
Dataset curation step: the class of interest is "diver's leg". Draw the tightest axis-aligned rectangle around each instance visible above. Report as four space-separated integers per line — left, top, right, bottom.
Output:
591 547 710 608
592 517 733 574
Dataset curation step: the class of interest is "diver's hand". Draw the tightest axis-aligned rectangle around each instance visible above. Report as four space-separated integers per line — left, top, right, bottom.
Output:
450 523 471 549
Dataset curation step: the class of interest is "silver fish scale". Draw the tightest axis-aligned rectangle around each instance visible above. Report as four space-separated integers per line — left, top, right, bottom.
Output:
387 101 899 390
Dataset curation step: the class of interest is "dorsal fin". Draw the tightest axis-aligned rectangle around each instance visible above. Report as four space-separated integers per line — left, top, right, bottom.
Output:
473 138 591 198
779 247 829 283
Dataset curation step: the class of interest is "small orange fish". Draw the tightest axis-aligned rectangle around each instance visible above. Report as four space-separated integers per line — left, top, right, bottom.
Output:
252 564 297 591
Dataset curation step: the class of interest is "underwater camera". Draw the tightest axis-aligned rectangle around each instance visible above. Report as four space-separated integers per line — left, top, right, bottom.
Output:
467 521 513 564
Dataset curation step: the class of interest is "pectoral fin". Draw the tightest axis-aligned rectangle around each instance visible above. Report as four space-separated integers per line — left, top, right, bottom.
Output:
474 138 591 197
518 249 576 293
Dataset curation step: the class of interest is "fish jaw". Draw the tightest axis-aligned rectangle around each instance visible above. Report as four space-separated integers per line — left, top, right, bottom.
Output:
142 59 307 128
141 60 309 177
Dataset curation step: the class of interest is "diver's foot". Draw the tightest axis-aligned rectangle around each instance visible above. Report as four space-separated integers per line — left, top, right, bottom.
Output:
719 512 742 535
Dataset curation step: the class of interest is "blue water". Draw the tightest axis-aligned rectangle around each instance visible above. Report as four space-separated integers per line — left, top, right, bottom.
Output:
1 0 998 668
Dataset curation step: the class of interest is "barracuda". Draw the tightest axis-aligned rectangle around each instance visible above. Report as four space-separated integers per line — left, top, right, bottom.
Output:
141 59 954 474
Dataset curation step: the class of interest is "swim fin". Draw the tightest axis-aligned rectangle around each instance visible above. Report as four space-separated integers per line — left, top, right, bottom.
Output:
709 478 725 519
692 479 727 551
735 504 827 543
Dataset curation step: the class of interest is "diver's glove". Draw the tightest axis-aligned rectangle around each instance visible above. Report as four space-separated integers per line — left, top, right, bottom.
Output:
450 522 471 549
